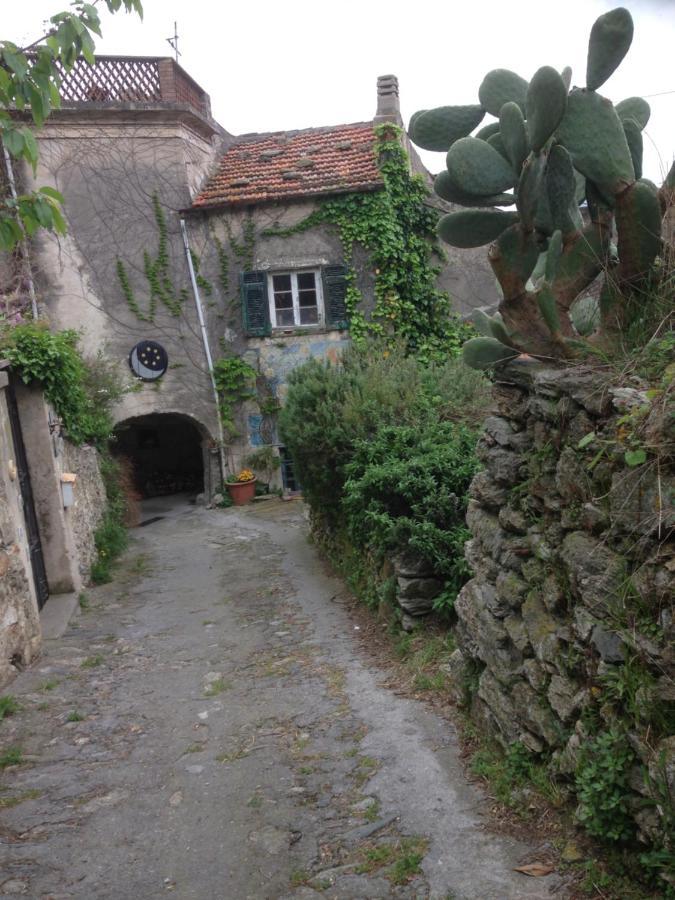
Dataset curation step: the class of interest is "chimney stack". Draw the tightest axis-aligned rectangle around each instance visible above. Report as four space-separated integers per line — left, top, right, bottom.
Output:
375 74 401 124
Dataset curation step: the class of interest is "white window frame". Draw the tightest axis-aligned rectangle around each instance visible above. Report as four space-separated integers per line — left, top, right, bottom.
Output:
267 269 324 329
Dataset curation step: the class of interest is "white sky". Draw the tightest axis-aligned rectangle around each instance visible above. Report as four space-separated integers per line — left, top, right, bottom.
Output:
8 0 675 182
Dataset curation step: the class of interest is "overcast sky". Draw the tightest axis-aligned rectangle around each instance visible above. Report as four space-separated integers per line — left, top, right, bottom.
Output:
9 0 675 181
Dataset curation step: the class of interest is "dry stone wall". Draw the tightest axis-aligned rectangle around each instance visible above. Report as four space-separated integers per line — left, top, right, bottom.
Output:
450 362 674 847
61 441 106 583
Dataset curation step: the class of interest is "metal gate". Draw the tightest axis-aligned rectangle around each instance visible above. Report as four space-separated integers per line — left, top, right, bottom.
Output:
5 374 50 609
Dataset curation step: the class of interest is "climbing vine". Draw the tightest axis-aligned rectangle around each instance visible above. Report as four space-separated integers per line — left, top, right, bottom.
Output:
116 192 188 322
189 249 213 296
225 212 256 272
212 355 257 438
263 124 472 361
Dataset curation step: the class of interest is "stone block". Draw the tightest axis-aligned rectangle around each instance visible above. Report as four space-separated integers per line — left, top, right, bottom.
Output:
484 448 526 486
391 550 433 578
504 614 530 652
477 669 520 744
455 578 523 682
397 576 442 616
468 470 508 510
591 623 625 663
547 674 587 722
511 680 562 746
555 447 590 503
560 531 626 616
492 383 528 421
609 468 675 536
495 570 528 608
498 505 528 534
522 591 560 662
466 502 505 561
534 368 613 416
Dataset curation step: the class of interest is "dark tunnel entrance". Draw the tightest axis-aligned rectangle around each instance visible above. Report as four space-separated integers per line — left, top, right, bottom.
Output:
111 413 206 499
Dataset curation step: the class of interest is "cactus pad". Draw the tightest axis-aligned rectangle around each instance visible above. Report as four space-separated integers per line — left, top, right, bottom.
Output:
570 294 600 336
616 179 662 281
478 69 529 117
561 66 573 91
409 105 486 152
526 66 568 152
546 145 578 234
615 96 650 130
499 102 529 173
537 284 562 336
487 132 510 163
462 336 518 370
475 121 501 142
517 151 546 230
446 136 516 196
434 171 514 207
622 119 643 180
437 208 519 248
545 230 563 282
586 7 634 91
556 88 634 196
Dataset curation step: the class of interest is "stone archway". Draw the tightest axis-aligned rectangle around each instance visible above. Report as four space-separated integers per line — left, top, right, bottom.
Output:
111 412 213 499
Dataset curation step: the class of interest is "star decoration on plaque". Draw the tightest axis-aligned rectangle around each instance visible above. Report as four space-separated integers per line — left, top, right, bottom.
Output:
128 340 169 381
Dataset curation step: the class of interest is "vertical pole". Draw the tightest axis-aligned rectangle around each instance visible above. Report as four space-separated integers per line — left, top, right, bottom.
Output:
180 218 226 486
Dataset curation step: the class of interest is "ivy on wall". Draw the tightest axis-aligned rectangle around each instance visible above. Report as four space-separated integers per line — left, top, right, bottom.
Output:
263 124 472 361
116 192 189 322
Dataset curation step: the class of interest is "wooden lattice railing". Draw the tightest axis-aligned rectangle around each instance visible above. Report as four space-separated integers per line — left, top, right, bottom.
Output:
52 56 211 118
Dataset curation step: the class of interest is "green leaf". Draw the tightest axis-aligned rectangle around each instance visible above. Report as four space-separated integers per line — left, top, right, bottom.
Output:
624 448 646 467
577 431 596 449
2 47 28 78
39 186 64 203
2 127 24 157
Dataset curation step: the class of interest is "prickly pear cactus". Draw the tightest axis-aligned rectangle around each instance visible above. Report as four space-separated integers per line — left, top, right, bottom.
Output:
408 5 674 368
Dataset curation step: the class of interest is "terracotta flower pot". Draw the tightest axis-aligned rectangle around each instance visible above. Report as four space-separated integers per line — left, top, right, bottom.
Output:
225 478 257 506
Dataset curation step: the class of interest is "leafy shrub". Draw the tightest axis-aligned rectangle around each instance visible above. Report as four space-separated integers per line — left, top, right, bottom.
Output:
0 324 123 446
575 729 636 842
279 341 490 519
90 454 129 584
343 423 478 591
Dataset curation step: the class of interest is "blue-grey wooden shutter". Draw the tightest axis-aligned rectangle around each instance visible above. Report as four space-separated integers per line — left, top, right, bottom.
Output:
240 271 271 336
322 265 349 330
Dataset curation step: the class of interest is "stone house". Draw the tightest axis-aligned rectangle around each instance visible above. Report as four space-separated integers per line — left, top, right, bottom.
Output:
24 56 496 497
0 54 498 681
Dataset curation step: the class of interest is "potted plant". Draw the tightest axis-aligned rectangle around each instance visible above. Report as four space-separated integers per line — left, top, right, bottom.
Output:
245 446 281 493
225 468 257 505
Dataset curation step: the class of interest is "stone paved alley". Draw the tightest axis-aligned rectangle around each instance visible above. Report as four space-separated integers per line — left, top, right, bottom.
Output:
0 498 563 899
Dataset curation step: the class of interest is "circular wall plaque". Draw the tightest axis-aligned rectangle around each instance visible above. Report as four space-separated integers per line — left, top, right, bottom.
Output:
129 340 168 381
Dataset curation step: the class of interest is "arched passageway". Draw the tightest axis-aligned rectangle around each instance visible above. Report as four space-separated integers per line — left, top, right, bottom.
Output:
111 413 207 498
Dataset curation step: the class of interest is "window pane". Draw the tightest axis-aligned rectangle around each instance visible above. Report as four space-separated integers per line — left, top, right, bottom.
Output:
272 274 291 292
298 289 317 307
299 306 318 324
274 291 293 309
297 272 316 290
276 308 294 326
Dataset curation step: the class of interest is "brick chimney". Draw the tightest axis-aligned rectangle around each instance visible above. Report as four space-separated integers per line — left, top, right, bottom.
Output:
374 74 401 124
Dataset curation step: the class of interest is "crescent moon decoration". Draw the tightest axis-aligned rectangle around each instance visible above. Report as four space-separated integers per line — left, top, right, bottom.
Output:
129 340 169 381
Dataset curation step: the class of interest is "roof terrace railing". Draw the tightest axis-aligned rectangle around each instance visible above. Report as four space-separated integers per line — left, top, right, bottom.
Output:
53 55 211 119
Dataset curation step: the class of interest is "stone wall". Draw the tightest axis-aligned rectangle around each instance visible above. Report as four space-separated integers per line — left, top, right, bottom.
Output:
0 386 40 686
61 441 106 583
450 361 674 848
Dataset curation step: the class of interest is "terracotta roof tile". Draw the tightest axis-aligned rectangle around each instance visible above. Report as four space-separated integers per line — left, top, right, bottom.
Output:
192 122 382 209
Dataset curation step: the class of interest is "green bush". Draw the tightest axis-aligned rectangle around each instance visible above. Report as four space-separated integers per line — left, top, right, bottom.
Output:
575 729 636 842
90 454 129 584
280 342 489 602
279 341 490 519
343 423 478 590
0 324 122 446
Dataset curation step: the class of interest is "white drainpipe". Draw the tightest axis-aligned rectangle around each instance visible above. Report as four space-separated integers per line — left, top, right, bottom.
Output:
180 217 226 486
